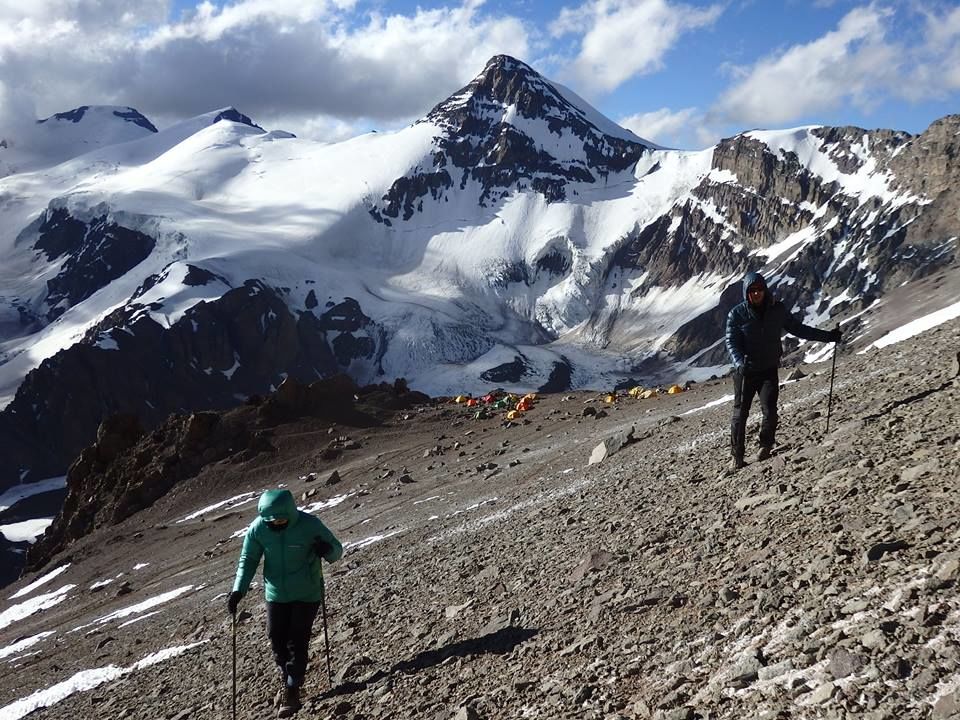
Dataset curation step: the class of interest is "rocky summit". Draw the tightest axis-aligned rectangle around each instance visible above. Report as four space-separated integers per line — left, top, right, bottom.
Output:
1 314 957 720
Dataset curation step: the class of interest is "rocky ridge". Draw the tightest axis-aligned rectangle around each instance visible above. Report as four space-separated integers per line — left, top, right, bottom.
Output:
618 118 959 366
0 316 957 720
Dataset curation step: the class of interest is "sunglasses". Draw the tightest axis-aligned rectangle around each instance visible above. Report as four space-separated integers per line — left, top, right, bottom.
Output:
266 518 289 529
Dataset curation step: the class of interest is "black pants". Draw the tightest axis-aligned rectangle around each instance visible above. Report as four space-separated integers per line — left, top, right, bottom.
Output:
730 367 779 458
266 601 320 688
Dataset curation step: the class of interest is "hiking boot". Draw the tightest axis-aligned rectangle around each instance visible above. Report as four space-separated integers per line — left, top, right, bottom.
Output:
730 456 745 471
277 686 301 718
757 446 772 461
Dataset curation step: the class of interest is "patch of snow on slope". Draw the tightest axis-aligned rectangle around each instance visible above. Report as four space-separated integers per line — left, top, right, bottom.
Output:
0 584 75 631
344 529 405 550
8 564 70 600
176 492 257 523
0 631 54 660
0 641 206 720
301 493 353 515
867 299 960 350
70 585 194 633
0 518 53 543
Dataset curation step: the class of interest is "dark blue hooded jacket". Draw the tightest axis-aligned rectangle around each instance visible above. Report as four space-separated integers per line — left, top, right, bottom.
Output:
725 272 833 372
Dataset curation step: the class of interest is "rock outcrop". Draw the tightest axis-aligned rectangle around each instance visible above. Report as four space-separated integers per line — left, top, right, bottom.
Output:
24 374 428 571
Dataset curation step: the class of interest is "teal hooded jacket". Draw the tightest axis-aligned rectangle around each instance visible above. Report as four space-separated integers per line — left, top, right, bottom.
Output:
232 489 343 603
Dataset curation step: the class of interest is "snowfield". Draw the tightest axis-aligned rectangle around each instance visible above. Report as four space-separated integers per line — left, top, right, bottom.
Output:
0 62 952 410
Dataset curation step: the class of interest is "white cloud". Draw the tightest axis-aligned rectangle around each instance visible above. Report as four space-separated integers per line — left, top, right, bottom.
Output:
0 0 530 130
712 5 898 125
142 0 349 47
905 4 960 96
618 107 697 145
280 114 374 143
0 0 167 28
550 0 723 94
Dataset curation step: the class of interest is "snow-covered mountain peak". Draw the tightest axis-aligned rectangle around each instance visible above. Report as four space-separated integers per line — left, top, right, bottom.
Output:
37 105 158 134
0 105 159 178
371 55 656 222
425 53 650 149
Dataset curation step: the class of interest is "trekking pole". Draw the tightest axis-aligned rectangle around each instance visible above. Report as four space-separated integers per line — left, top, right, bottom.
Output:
825 337 839 435
231 613 237 720
321 585 333 687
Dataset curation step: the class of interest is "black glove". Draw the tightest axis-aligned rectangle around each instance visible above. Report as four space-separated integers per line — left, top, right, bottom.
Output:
828 328 842 343
313 537 332 559
227 590 243 616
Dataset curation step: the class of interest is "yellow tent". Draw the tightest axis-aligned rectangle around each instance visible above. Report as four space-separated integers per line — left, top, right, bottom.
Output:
506 409 520 420
604 394 616 404
642 389 658 399
667 384 684 394
628 386 644 397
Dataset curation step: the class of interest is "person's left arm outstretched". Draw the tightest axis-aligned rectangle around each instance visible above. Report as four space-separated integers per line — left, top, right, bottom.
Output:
784 310 841 344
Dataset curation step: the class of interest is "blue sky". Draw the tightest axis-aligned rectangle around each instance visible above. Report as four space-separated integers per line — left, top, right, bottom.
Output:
2 0 959 148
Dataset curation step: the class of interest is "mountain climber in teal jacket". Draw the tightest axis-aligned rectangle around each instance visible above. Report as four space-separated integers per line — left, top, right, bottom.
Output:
725 272 841 469
228 489 342 717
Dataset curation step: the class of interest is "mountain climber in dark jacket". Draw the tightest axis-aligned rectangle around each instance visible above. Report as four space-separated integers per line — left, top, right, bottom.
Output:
725 272 841 469
228 489 342 718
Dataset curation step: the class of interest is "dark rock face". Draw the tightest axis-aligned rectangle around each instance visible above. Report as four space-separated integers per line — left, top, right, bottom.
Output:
182 264 225 287
213 108 263 131
30 208 156 321
111 108 158 133
0 281 387 492
0 534 28 587
538 358 573 393
24 404 272 571
38 107 90 124
481 356 529 383
371 55 650 221
318 298 373 332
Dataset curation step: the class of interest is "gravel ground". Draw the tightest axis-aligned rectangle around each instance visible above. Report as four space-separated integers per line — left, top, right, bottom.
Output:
1 316 958 720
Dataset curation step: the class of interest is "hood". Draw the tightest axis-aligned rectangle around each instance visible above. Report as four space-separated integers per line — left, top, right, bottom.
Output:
258 489 299 526
742 271 768 303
